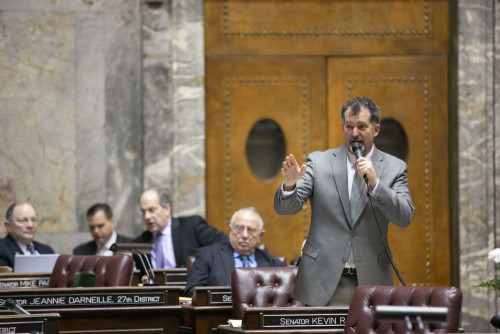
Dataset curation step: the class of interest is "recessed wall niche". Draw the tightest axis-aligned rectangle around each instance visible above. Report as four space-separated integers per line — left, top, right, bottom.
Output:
245 119 286 181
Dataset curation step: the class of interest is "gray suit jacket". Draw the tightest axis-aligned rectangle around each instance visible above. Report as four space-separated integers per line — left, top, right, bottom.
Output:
274 146 415 306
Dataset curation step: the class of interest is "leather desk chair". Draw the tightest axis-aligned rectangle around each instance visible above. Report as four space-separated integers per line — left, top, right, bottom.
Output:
186 255 196 274
230 266 304 319
48 254 135 287
344 285 463 334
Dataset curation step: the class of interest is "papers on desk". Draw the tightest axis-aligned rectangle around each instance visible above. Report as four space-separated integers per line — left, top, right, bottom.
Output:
179 296 192 305
227 319 242 328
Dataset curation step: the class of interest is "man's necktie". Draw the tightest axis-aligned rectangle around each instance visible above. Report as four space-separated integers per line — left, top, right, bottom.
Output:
152 234 164 269
347 171 365 268
240 255 250 268
350 171 365 224
27 244 36 255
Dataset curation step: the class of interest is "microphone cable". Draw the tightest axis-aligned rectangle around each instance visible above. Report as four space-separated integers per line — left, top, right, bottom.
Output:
364 178 407 286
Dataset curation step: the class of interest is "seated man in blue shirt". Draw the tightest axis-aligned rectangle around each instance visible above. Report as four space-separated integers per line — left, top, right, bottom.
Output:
0 202 54 269
184 207 284 297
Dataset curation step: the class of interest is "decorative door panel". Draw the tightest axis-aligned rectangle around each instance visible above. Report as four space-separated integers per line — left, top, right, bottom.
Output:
329 56 449 285
206 57 327 261
205 0 449 56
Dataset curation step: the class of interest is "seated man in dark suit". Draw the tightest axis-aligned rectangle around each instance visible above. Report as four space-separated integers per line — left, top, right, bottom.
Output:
133 187 228 268
73 203 133 255
184 207 284 297
0 202 54 269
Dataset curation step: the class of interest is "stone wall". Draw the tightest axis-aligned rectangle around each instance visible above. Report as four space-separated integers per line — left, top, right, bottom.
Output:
457 0 500 332
0 0 140 252
0 0 205 252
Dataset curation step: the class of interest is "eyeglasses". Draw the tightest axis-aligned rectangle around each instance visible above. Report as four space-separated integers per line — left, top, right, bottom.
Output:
231 224 259 236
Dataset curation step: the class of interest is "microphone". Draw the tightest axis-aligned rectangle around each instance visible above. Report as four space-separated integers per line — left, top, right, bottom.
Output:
350 142 368 183
131 250 157 285
141 252 156 282
491 315 500 329
5 298 30 315
131 250 152 284
109 243 156 285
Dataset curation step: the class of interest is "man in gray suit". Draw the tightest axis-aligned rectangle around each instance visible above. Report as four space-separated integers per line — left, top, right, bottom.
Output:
274 96 415 306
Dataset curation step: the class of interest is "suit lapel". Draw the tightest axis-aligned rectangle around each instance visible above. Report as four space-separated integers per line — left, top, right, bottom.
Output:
372 147 385 180
171 218 182 266
89 241 97 255
221 243 235 277
352 147 385 226
6 235 23 256
330 147 351 226
255 249 270 266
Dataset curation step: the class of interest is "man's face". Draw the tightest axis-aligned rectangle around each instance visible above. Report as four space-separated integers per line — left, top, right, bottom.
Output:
343 107 380 156
140 190 171 233
5 204 38 245
229 209 265 256
87 210 115 246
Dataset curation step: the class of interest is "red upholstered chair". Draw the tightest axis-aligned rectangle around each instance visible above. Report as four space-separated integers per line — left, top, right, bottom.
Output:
48 254 135 287
344 285 463 334
230 266 305 319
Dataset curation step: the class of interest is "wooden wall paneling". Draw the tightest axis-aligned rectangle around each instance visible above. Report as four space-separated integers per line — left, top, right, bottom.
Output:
206 57 327 262
328 56 449 286
205 0 449 56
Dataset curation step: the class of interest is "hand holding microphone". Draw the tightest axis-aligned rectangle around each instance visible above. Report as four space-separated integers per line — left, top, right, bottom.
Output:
350 142 376 185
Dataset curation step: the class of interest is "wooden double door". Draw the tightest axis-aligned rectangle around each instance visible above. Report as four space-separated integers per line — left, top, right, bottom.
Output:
205 0 450 286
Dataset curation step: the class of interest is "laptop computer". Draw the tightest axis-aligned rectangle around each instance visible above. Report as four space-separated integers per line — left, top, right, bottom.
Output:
14 254 60 273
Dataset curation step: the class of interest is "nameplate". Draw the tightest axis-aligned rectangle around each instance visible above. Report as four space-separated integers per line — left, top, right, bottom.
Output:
0 320 44 333
0 292 165 308
262 313 347 328
164 273 187 285
208 291 232 305
0 278 50 289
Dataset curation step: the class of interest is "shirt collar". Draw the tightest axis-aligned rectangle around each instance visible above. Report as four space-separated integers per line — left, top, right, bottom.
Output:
16 241 30 254
233 251 256 262
156 218 172 238
100 230 118 252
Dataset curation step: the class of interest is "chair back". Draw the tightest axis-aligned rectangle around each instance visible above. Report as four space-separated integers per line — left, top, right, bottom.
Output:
344 285 462 334
48 254 135 287
186 255 196 274
230 266 305 319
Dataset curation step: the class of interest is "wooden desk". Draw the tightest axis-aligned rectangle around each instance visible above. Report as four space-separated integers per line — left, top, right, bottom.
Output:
180 287 233 334
0 268 188 289
217 306 348 334
0 313 60 334
0 286 183 334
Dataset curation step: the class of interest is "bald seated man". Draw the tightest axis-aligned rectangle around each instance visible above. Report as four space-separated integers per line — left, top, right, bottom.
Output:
0 202 54 269
184 207 284 297
133 187 228 269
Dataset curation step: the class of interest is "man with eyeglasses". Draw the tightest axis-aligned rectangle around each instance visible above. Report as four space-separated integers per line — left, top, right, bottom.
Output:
0 202 55 269
183 207 284 297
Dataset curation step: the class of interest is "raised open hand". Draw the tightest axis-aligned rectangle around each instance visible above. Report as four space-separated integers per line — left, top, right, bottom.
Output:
281 154 306 191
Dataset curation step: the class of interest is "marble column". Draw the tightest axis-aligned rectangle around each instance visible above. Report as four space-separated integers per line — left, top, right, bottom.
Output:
142 0 205 218
457 0 499 332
